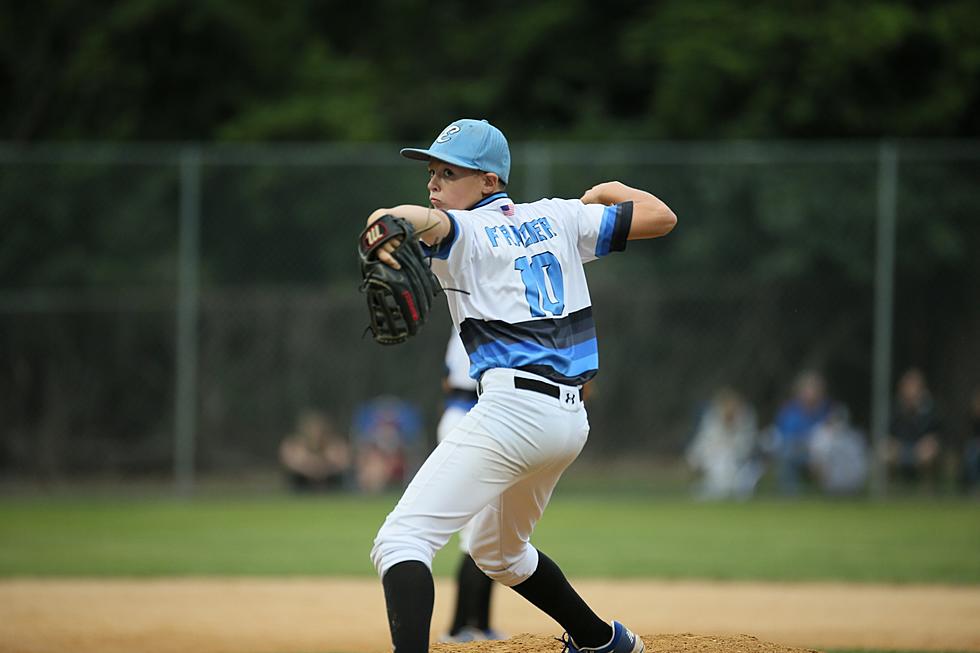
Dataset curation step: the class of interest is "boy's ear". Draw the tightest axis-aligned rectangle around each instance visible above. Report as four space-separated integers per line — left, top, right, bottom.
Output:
483 172 501 194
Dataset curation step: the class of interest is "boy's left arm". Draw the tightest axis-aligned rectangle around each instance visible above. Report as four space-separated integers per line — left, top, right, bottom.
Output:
581 181 677 239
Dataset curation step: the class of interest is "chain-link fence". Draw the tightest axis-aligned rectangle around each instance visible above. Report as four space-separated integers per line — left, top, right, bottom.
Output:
1 141 977 491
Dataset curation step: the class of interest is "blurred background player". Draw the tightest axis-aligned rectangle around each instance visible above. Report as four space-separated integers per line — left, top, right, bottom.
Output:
437 330 503 642
351 396 424 493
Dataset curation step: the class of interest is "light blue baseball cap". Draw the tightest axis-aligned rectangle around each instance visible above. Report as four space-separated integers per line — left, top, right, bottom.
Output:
401 118 511 184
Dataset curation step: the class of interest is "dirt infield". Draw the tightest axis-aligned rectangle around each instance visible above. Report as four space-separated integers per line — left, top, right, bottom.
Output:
1 578 979 653
432 633 822 653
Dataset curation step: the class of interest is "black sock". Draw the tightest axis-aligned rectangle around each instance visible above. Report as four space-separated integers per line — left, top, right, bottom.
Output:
381 561 434 653
511 550 612 648
450 554 495 634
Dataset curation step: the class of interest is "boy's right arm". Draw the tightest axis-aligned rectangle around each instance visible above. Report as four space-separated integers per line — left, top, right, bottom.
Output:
365 205 451 269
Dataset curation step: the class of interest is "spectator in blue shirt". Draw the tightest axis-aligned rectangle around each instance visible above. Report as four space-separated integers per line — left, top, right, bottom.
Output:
771 370 832 495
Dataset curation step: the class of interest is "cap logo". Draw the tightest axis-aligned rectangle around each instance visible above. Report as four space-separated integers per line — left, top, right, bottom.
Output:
435 125 461 143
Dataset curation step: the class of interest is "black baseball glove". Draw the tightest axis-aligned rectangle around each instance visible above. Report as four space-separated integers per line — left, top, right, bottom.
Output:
358 214 441 345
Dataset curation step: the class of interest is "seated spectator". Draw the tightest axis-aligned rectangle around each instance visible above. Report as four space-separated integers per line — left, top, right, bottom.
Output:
685 387 763 500
769 370 832 495
960 386 980 495
279 409 351 492
808 404 869 496
886 367 943 488
351 396 423 493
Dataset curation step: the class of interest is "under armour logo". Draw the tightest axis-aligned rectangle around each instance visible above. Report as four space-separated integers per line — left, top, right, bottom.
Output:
565 392 575 404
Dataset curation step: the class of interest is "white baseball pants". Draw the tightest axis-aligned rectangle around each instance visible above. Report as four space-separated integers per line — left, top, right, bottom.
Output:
435 401 476 553
371 368 588 587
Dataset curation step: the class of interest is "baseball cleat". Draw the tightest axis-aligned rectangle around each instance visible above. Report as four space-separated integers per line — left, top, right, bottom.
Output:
480 628 506 641
557 621 644 653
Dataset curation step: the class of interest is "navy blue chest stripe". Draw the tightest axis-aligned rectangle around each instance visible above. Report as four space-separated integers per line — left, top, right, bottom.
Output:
459 307 596 352
458 307 599 385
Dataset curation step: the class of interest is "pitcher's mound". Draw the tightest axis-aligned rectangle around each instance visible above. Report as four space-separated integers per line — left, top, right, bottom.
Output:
431 633 822 653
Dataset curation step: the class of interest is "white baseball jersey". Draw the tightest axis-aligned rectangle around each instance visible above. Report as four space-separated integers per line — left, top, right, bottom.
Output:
424 192 633 386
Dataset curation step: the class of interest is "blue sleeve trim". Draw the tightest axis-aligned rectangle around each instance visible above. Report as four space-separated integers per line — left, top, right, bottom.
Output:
594 202 632 257
421 210 458 260
595 206 617 257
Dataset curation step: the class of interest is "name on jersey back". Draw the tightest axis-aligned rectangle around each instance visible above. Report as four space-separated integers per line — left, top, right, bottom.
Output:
483 217 557 249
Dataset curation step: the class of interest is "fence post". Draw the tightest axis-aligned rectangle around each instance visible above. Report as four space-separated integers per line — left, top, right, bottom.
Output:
175 146 202 494
524 143 552 200
870 141 898 499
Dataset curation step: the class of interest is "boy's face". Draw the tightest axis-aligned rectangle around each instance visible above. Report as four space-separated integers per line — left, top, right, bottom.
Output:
427 160 495 210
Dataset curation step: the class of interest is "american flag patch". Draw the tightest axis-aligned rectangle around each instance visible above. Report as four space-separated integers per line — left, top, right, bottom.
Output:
500 203 515 216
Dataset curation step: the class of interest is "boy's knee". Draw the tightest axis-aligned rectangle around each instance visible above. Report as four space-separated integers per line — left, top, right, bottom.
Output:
469 541 539 587
371 523 435 578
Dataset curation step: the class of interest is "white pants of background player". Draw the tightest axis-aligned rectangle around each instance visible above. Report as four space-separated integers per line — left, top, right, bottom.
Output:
371 368 588 587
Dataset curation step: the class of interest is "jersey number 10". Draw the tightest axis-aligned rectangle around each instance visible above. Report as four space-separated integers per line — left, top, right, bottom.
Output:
514 252 565 318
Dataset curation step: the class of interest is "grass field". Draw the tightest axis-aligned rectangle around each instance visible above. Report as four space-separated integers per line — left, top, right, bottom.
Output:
1 486 977 653
0 491 977 583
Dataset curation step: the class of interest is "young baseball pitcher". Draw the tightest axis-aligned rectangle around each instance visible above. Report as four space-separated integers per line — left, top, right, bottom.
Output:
365 118 677 653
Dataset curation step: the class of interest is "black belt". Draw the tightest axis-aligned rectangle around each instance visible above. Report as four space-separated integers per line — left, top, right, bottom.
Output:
513 376 583 403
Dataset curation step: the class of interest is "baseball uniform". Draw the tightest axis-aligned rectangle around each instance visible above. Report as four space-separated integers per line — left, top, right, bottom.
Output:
371 191 631 585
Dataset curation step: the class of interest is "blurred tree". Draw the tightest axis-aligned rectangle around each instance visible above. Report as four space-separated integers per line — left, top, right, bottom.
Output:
3 0 978 141
621 0 980 138
2 0 314 140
